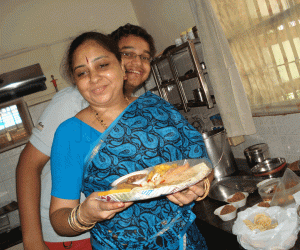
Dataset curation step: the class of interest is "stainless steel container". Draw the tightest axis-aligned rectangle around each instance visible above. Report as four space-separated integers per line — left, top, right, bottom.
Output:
202 128 237 180
193 88 204 102
244 143 270 169
251 157 287 179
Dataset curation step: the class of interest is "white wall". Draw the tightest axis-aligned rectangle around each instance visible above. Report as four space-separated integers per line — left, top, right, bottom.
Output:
130 0 196 53
0 0 138 58
231 114 300 164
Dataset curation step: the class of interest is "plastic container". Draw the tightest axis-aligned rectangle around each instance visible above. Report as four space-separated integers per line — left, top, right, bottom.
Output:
187 27 195 40
214 204 237 221
257 178 280 201
175 38 183 47
180 31 188 43
226 192 249 208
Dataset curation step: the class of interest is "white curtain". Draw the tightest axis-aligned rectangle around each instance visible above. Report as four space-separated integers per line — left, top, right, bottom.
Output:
188 0 256 138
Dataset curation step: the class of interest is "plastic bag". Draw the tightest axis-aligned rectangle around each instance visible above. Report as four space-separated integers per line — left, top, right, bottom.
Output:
270 168 300 207
232 206 300 250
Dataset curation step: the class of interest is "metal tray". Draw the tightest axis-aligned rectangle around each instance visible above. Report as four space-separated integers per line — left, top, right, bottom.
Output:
208 176 264 202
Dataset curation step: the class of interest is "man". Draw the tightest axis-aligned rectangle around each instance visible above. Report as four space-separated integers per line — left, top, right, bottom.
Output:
16 23 156 250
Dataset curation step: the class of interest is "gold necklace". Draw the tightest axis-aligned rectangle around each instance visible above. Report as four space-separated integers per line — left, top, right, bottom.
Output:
89 106 108 129
90 97 130 129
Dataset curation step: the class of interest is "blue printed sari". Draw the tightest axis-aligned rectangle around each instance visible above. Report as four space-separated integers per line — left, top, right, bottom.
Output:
82 92 209 250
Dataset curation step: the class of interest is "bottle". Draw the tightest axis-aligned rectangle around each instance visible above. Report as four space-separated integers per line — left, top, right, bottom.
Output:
187 27 195 40
192 26 199 39
175 38 183 47
180 31 188 43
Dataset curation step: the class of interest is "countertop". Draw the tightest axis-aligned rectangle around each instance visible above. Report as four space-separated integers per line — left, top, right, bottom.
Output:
193 158 300 249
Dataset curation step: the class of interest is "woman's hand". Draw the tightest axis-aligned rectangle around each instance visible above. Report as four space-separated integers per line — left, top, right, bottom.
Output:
50 193 133 236
166 170 214 206
166 180 206 206
79 192 133 224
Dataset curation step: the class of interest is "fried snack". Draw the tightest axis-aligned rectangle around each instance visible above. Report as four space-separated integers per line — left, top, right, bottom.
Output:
243 213 278 232
147 164 178 182
147 162 191 186
220 204 236 215
257 201 270 207
254 214 272 227
227 192 245 202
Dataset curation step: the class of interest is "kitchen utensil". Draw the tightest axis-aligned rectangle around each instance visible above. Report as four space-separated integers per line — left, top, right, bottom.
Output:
202 128 237 180
193 88 204 102
257 178 280 201
209 176 264 202
244 143 270 168
251 157 287 179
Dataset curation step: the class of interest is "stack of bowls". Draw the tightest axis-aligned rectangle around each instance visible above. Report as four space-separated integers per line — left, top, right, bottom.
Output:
251 157 287 179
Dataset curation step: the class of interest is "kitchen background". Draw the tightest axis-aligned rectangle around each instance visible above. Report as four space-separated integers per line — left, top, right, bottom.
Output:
0 0 299 239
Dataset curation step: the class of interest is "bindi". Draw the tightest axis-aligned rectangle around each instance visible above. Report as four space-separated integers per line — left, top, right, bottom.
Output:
86 56 89 63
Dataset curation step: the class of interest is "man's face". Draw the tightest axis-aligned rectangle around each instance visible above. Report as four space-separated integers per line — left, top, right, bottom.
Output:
118 35 151 91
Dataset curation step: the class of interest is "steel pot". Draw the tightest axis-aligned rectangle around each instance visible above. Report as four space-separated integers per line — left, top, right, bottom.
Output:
244 143 270 168
202 128 237 180
251 157 287 179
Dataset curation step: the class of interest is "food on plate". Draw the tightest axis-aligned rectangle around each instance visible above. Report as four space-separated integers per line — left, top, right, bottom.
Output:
116 183 140 190
257 201 270 207
98 188 132 196
243 213 278 231
220 205 236 215
126 174 147 184
147 162 190 185
227 192 245 202
97 160 211 202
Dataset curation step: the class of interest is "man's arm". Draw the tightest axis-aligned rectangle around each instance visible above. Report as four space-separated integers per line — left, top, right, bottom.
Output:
16 142 50 250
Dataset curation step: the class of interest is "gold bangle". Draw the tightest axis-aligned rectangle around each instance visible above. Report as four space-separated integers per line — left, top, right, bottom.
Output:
77 203 96 227
68 204 95 232
196 178 210 201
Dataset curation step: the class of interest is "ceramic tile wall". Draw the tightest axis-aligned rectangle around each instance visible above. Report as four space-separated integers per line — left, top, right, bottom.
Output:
0 101 49 210
231 113 300 164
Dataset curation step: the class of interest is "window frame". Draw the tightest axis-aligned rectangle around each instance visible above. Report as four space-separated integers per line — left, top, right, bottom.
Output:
0 98 33 153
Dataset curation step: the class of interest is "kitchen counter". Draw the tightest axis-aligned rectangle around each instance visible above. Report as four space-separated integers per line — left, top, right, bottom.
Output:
193 158 300 249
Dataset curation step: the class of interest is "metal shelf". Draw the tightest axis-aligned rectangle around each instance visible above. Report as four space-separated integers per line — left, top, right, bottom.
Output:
151 39 214 112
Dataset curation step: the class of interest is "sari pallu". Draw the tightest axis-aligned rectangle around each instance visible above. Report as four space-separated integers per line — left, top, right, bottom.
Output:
83 92 208 250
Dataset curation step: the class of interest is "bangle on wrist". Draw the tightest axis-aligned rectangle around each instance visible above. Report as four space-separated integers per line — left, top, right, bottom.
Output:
196 178 210 201
77 203 96 227
68 204 96 232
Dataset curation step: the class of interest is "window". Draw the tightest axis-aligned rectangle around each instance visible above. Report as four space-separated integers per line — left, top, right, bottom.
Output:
210 0 300 116
0 99 33 153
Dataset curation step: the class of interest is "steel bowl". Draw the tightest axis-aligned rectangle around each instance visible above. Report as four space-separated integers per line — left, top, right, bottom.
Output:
251 157 287 179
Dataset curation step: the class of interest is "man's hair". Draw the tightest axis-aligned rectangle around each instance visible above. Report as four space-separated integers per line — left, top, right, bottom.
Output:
110 23 156 58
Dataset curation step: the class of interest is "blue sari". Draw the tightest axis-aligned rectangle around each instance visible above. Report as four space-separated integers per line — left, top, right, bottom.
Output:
83 92 209 250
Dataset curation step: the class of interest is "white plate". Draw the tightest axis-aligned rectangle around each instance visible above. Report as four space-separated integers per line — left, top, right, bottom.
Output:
97 158 212 202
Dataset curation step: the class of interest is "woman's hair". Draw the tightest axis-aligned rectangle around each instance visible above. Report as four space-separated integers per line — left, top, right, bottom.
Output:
60 32 121 85
110 23 156 58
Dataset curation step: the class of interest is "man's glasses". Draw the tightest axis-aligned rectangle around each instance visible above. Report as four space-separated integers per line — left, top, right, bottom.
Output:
120 52 152 63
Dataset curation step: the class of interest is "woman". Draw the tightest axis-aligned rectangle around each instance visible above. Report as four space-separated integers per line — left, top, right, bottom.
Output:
50 31 210 249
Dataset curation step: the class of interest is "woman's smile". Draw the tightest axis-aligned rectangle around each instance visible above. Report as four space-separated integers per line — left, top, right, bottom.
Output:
72 40 125 106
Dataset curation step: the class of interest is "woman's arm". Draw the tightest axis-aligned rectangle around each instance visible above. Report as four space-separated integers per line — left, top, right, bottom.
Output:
50 194 133 236
16 143 50 250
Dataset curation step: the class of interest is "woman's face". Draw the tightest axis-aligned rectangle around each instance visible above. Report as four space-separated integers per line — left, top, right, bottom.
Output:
118 35 151 89
72 40 125 107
